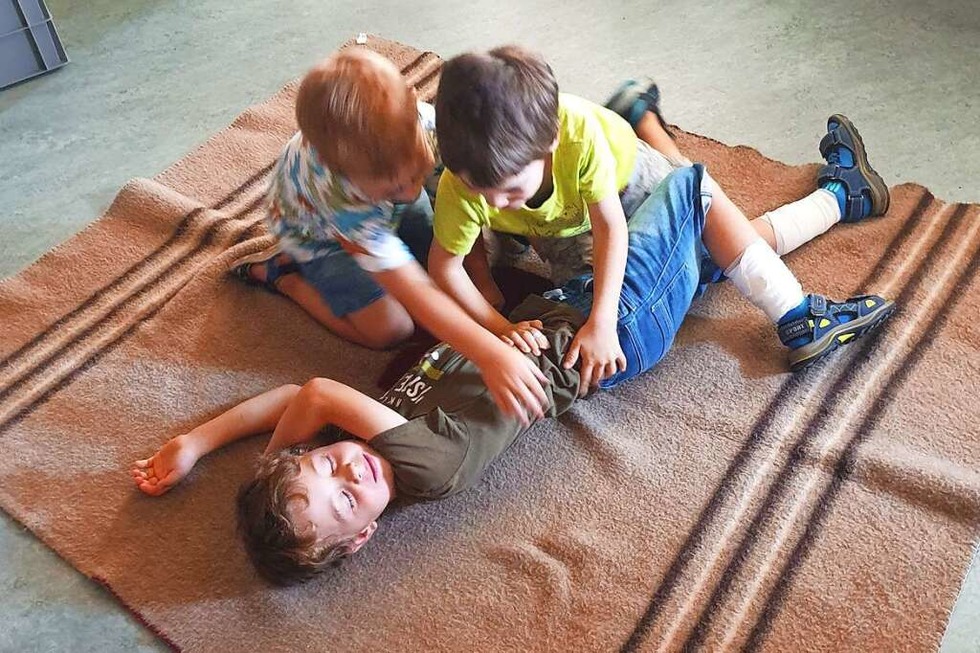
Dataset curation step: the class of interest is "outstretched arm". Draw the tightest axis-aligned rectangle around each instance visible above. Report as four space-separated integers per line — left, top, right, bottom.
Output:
131 379 407 496
131 384 302 496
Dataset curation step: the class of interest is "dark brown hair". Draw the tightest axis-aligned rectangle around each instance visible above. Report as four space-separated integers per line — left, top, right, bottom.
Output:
435 45 559 187
295 48 433 182
236 446 356 586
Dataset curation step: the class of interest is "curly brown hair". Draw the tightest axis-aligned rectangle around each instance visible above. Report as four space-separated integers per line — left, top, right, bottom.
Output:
236 446 356 586
435 45 559 188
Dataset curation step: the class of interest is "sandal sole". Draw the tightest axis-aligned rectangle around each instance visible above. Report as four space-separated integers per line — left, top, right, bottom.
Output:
788 299 896 372
826 113 890 219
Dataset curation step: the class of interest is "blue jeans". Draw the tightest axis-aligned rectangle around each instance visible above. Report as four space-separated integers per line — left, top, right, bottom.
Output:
296 189 434 317
549 165 723 388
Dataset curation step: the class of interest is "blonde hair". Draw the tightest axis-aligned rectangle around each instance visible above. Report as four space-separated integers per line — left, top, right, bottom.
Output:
295 48 433 181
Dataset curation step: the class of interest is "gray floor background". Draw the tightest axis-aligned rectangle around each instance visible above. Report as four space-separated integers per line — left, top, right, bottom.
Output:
0 0 977 650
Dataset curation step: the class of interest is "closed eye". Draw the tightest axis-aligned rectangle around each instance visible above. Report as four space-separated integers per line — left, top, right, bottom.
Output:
343 490 355 511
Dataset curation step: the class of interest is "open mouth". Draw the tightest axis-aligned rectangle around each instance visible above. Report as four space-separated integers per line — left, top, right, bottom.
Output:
364 453 378 483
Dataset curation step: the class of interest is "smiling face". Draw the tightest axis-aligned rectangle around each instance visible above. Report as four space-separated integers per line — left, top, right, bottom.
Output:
459 157 548 210
290 440 396 552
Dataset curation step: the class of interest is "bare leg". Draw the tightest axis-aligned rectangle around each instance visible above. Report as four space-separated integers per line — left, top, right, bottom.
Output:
634 111 779 252
700 178 761 270
250 260 414 350
635 112 685 162
278 276 415 349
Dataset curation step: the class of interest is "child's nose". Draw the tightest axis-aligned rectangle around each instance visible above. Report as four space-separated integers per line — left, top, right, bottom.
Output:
488 194 508 209
346 460 365 483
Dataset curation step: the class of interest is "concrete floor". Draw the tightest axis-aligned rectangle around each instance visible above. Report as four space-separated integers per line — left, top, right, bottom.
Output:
1 0 977 650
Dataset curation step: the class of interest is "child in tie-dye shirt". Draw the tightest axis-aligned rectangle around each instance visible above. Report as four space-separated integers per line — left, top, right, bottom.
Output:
232 48 551 426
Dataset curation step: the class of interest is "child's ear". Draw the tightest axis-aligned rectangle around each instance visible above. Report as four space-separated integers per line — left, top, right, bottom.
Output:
548 137 559 152
348 521 379 553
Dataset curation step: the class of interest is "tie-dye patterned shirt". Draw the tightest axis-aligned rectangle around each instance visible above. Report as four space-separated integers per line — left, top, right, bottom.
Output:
264 102 439 273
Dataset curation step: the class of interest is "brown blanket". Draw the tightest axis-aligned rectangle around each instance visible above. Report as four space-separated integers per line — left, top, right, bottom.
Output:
1 37 977 652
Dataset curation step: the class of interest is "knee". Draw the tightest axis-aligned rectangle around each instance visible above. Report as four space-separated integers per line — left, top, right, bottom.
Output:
359 315 415 350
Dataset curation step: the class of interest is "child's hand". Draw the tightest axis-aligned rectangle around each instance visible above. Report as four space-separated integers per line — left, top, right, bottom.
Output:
479 346 551 426
563 318 626 395
131 434 202 496
497 320 551 356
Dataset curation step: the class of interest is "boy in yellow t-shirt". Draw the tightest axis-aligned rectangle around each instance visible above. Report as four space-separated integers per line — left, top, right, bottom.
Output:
429 45 894 386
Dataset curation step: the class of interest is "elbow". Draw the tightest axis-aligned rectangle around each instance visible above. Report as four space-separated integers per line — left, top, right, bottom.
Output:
298 378 339 414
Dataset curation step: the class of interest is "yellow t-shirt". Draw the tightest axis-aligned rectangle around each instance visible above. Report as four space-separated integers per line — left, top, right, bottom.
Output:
434 93 638 256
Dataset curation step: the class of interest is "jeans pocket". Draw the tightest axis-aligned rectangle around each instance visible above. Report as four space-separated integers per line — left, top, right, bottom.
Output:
602 261 691 388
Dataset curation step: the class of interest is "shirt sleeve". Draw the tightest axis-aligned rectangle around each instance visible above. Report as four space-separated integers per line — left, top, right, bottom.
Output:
333 210 416 273
577 113 621 205
433 172 488 256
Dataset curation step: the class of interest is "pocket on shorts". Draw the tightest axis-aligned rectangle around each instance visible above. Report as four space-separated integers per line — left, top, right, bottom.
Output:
604 259 695 387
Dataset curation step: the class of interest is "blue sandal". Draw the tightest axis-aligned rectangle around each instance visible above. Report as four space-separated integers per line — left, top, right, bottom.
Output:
231 248 300 295
604 78 674 137
818 114 890 223
778 293 896 372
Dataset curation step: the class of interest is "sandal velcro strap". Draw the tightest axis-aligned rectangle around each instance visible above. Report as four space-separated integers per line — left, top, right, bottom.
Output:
626 85 661 128
819 127 847 159
845 195 866 222
606 79 673 136
817 164 872 222
637 85 662 109
231 253 300 295
779 318 812 344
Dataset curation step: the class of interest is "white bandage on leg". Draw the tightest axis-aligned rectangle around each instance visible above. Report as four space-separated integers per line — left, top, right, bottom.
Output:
760 189 842 256
725 238 806 322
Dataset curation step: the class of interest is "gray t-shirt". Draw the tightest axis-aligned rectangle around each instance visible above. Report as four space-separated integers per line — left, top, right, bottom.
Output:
370 295 586 501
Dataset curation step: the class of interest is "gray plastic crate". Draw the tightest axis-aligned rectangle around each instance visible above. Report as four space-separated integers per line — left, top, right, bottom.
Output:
1 0 68 90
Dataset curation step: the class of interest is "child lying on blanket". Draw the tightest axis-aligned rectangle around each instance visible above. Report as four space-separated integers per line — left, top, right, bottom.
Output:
134 295 581 586
133 159 896 586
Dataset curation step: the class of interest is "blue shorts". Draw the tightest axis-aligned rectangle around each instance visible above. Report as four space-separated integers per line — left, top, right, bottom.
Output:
296 190 434 317
549 164 723 387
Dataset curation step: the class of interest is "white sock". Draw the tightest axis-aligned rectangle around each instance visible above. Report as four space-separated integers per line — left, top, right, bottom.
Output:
725 238 806 322
759 189 841 256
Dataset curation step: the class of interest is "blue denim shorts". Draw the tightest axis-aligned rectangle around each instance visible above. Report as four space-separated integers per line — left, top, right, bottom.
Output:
549 164 723 388
296 190 434 317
